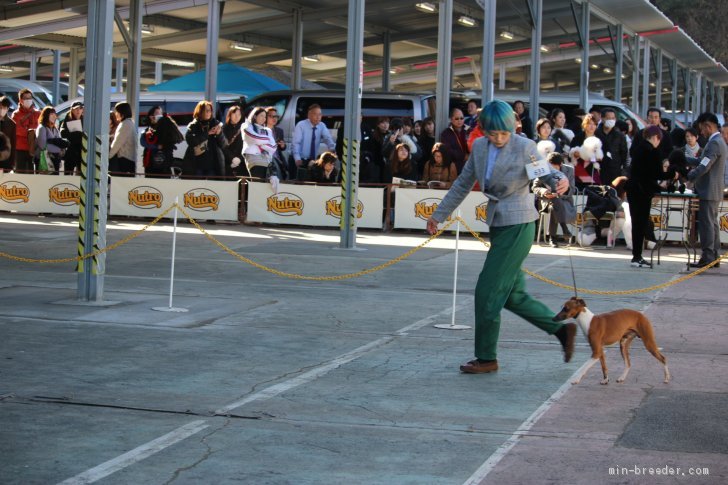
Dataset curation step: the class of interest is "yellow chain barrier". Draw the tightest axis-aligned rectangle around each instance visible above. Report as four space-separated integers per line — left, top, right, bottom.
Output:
1 203 723 294
454 218 725 295
175 204 461 281
0 205 176 263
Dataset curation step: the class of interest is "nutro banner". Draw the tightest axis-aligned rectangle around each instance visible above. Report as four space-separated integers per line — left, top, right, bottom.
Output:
392 187 491 232
0 173 81 215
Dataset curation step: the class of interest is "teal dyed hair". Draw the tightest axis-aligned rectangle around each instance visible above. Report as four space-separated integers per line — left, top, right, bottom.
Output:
479 99 517 133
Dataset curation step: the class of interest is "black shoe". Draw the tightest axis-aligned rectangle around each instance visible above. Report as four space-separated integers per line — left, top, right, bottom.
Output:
547 238 559 248
631 258 652 268
690 260 719 269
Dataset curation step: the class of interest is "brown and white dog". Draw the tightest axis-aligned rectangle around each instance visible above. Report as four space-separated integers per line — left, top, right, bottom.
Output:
553 297 670 385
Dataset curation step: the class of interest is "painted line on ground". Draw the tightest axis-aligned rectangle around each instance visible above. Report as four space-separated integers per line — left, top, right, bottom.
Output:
462 270 679 484
57 420 209 485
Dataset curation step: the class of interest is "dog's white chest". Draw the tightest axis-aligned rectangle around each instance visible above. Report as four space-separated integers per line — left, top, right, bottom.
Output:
575 309 595 336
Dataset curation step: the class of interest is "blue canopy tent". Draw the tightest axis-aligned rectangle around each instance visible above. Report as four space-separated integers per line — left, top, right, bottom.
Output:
148 63 288 97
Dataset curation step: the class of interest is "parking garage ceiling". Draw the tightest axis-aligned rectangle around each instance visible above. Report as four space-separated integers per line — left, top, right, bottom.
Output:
0 0 725 97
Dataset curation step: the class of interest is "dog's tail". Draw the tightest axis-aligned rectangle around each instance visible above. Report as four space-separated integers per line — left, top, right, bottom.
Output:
636 315 667 365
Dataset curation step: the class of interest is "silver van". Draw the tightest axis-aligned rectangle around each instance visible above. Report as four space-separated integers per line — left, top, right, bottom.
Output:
244 90 432 147
55 91 244 163
450 90 647 131
246 89 646 149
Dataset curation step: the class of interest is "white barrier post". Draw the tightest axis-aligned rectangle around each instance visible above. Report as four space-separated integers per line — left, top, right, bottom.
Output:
435 209 470 330
152 197 188 313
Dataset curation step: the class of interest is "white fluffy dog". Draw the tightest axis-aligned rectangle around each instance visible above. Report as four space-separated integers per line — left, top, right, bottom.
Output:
537 140 556 160
569 136 604 167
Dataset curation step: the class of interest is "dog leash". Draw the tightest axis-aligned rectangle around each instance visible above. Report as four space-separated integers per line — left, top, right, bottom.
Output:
567 244 579 299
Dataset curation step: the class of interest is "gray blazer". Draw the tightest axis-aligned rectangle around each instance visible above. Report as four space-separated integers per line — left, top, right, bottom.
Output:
687 133 727 201
432 134 562 227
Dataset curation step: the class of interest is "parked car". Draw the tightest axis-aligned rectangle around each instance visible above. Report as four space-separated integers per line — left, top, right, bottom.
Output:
34 81 84 104
0 79 53 110
55 91 245 171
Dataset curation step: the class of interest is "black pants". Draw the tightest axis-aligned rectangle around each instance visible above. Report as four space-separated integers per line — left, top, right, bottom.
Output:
627 192 655 260
109 156 135 176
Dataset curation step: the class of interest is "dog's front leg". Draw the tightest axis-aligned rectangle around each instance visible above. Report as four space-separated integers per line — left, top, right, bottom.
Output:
599 354 609 385
572 358 599 384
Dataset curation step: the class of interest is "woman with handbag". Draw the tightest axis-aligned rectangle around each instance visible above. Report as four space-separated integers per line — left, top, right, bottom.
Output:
35 106 69 175
184 100 225 178
109 102 137 176
222 105 247 178
141 105 183 177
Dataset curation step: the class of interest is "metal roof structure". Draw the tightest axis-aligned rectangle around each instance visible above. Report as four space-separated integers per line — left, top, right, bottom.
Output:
0 0 724 111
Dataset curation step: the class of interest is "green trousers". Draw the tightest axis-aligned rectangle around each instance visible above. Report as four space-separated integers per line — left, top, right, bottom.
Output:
474 222 564 360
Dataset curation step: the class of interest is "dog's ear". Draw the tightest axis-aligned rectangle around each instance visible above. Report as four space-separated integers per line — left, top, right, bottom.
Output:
576 298 586 306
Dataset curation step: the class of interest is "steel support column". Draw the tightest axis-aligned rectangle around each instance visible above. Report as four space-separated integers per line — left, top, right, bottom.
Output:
655 48 662 109
671 59 678 126
683 68 690 124
29 51 37 81
631 35 640 114
339 0 365 249
614 23 623 102
154 62 163 84
69 47 80 100
528 0 542 119
498 64 506 90
435 0 453 136
641 38 650 114
579 1 590 110
77 0 113 301
205 0 220 109
382 30 391 92
292 8 303 91
481 0 496 102
51 50 61 105
127 0 143 127
115 57 124 93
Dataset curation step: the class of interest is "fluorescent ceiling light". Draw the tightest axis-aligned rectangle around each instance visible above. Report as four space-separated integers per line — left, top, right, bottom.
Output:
389 69 397 75
621 74 627 79
303 55 320 62
603 67 612 74
590 63 599 70
499 30 514 40
649 82 656 87
230 42 254 52
457 15 476 27
415 2 436 13
141 24 154 34
540 45 549 53
0 65 13 72
574 58 582 64
164 59 195 68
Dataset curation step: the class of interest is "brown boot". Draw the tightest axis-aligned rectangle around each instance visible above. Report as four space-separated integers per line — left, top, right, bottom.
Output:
460 359 499 373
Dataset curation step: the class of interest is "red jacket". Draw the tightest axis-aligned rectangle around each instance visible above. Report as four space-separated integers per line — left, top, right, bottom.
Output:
11 106 40 152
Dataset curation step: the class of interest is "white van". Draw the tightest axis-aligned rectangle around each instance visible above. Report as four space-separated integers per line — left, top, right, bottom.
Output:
55 91 244 166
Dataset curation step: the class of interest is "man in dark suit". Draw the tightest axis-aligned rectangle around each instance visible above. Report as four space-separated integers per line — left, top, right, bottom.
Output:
686 112 727 268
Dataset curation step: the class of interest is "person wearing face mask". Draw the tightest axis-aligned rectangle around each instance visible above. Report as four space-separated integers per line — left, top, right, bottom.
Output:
0 96 16 173
595 108 628 187
11 88 40 173
140 105 183 177
59 101 84 175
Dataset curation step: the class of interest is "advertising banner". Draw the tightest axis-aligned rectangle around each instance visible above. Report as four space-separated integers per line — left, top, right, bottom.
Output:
392 187 490 232
246 182 384 229
0 173 82 215
109 177 240 221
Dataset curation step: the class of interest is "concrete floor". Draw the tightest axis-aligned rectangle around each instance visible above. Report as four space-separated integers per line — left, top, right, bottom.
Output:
1 213 726 484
